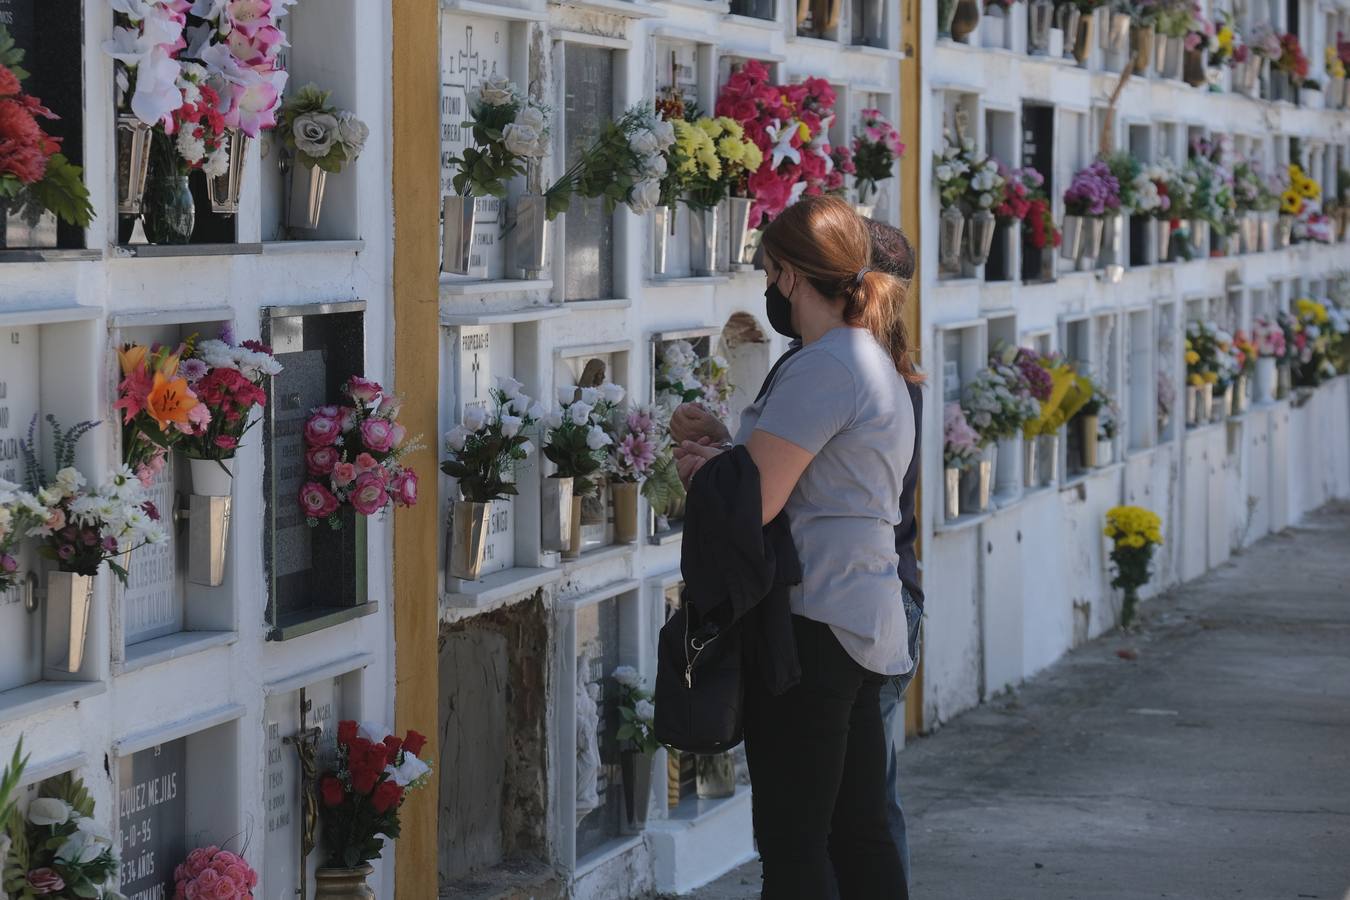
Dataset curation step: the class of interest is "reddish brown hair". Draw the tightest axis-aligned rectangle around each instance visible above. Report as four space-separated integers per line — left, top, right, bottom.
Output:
761 196 923 383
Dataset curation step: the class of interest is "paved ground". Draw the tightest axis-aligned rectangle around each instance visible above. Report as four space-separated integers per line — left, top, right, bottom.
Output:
689 504 1350 900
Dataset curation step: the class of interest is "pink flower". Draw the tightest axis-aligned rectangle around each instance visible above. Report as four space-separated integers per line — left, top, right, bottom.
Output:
299 481 339 519
304 413 340 447
391 469 418 507
346 376 384 404
339 408 358 432
349 472 389 516
354 452 379 474
332 461 357 487
26 868 64 894
389 422 408 447
306 445 339 475
178 401 212 435
360 418 395 453
315 405 341 418
214 435 239 450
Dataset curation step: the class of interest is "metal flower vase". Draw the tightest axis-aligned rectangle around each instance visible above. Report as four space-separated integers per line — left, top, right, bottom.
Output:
1200 381 1214 423
1155 218 1173 263
1233 374 1248 415
45 571 94 675
692 204 723 275
1055 4 1080 59
1188 219 1210 257
1239 213 1260 254
960 444 995 513
1160 34 1184 78
1022 437 1038 488
441 194 477 274
1274 214 1294 249
1218 385 1233 419
542 476 575 552
116 115 153 216
207 129 247 214
187 458 233 588
314 864 374 900
620 750 653 834
1080 216 1105 266
1234 56 1261 95
561 495 584 561
995 436 1021 496
1185 384 1200 427
449 500 492 581
288 164 328 231
726 197 757 266
1038 433 1059 484
1071 13 1094 65
1153 33 1172 76
1103 11 1130 55
950 0 980 43
938 0 959 38
611 481 640 544
940 205 966 270
1080 414 1099 469
966 209 996 267
1060 214 1085 261
512 194 549 278
696 753 737 799
1130 23 1154 74
653 205 678 276
1276 363 1291 400
1183 47 1208 87
944 466 961 520
1027 0 1054 55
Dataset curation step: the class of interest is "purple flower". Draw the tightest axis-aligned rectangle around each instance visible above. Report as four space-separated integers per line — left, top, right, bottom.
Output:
219 322 237 346
1064 160 1121 217
180 358 209 385
57 544 75 560
0 553 17 574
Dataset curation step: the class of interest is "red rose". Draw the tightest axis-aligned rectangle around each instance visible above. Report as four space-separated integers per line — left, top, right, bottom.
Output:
364 742 390 772
337 720 358 745
383 735 403 756
320 775 344 807
350 765 378 795
370 780 404 814
402 730 427 757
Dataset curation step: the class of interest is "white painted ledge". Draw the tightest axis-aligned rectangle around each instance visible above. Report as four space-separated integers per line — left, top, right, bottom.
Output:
114 630 237 677
0 680 105 726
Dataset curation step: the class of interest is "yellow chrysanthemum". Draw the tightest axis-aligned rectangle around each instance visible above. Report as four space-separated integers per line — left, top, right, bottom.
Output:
741 141 764 172
717 117 743 140
1202 371 1218 384
1218 26 1233 50
697 117 723 139
1281 190 1304 214
717 135 745 164
1188 373 1205 387
1185 350 1200 365
1103 525 1118 538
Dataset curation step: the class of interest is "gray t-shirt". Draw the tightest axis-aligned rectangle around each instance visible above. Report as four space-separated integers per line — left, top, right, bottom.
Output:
734 326 916 676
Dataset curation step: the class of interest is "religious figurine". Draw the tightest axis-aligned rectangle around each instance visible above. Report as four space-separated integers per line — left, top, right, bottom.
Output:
575 646 602 824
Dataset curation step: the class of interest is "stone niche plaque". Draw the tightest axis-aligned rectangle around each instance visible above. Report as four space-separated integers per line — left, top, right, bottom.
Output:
118 739 188 900
262 677 345 900
441 14 510 279
574 597 621 859
122 465 182 645
563 44 614 301
0 325 41 691
262 302 369 641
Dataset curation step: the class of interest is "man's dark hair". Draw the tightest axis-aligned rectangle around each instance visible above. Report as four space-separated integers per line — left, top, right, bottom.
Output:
864 218 914 281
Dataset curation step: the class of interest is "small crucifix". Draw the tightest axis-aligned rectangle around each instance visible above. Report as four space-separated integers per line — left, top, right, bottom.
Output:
283 689 322 900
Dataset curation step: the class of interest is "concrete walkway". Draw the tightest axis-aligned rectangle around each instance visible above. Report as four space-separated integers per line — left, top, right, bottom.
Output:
687 503 1350 900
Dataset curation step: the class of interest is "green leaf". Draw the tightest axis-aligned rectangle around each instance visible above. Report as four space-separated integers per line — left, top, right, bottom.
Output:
27 154 94 228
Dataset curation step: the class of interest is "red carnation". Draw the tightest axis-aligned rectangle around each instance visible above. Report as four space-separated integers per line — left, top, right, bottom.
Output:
402 730 427 757
0 65 20 97
320 775 344 807
370 780 404 814
337 720 358 745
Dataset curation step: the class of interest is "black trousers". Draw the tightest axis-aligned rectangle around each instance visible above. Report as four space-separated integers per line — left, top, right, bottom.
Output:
744 615 908 900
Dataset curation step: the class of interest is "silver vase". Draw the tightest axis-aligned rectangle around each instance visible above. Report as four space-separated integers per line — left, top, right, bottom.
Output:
448 500 492 581
541 476 574 552
692 204 723 275
1027 0 1054 54
1233 374 1248 415
116 114 153 216
45 571 94 675
653 205 678 276
1038 433 1059 484
1200 381 1215 423
1274 214 1294 249
966 208 996 267
727 197 757 266
207 128 247 214
1153 33 1171 76
944 466 961 520
1022 437 1038 488
1080 414 1099 469
1188 219 1210 257
1060 214 1084 261
961 445 995 513
1102 11 1129 54
1155 218 1173 262
1055 4 1080 59
940 205 966 270
441 194 477 274
620 751 654 834
1185 384 1200 427
1239 212 1259 254
1130 23 1154 74
187 494 232 587
288 164 328 231
511 194 549 278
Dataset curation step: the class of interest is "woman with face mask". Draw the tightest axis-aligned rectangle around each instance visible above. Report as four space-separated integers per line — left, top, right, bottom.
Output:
675 197 921 898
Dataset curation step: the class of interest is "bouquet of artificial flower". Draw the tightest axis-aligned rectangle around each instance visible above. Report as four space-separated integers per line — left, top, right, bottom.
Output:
0 26 94 228
943 402 982 470
544 103 674 219
179 332 281 464
851 108 904 205
1184 320 1221 388
605 405 667 485
0 480 49 593
1252 316 1287 359
173 846 258 900
318 722 431 870
299 376 422 528
654 341 733 421
20 416 167 584
961 363 1040 444
683 116 763 211
1103 504 1163 626
610 666 660 754
446 73 547 199
1231 158 1278 213
1063 160 1122 218
996 165 1061 249
278 83 370 174
542 384 624 497
1231 330 1257 378
657 114 719 210
441 377 543 503
1186 137 1236 234
933 133 974 211
114 340 207 481
1273 31 1310 80
3 773 120 900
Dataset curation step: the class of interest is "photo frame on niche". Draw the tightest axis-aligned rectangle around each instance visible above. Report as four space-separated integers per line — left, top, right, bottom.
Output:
261 301 371 640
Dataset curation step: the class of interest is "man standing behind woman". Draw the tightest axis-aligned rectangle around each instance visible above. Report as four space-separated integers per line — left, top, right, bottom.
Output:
672 198 923 898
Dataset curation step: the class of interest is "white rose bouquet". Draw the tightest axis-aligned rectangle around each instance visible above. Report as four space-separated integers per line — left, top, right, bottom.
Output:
440 377 543 504
544 103 675 220
447 73 550 200
541 384 624 497
278 84 369 173
611 666 661 755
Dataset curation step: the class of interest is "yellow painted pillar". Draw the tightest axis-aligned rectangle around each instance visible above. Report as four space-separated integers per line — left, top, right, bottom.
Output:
391 0 442 892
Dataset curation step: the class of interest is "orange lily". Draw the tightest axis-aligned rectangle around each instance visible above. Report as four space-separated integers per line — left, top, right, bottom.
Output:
118 343 150 376
144 372 200 432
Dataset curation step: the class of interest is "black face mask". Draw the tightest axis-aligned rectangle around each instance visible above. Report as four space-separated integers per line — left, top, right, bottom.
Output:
765 278 800 340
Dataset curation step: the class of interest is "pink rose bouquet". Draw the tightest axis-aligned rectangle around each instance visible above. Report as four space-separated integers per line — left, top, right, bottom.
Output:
851 108 904 205
299 376 423 528
173 846 259 900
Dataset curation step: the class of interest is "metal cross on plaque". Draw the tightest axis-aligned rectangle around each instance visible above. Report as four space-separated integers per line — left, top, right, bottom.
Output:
283 689 322 900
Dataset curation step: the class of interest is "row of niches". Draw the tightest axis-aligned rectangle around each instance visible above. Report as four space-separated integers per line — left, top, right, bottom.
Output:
939 0 1350 113
934 89 1350 284
0 0 368 256
438 312 772 597
661 0 898 48
1 665 385 900
0 301 388 707
436 14 902 291
934 273 1350 528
